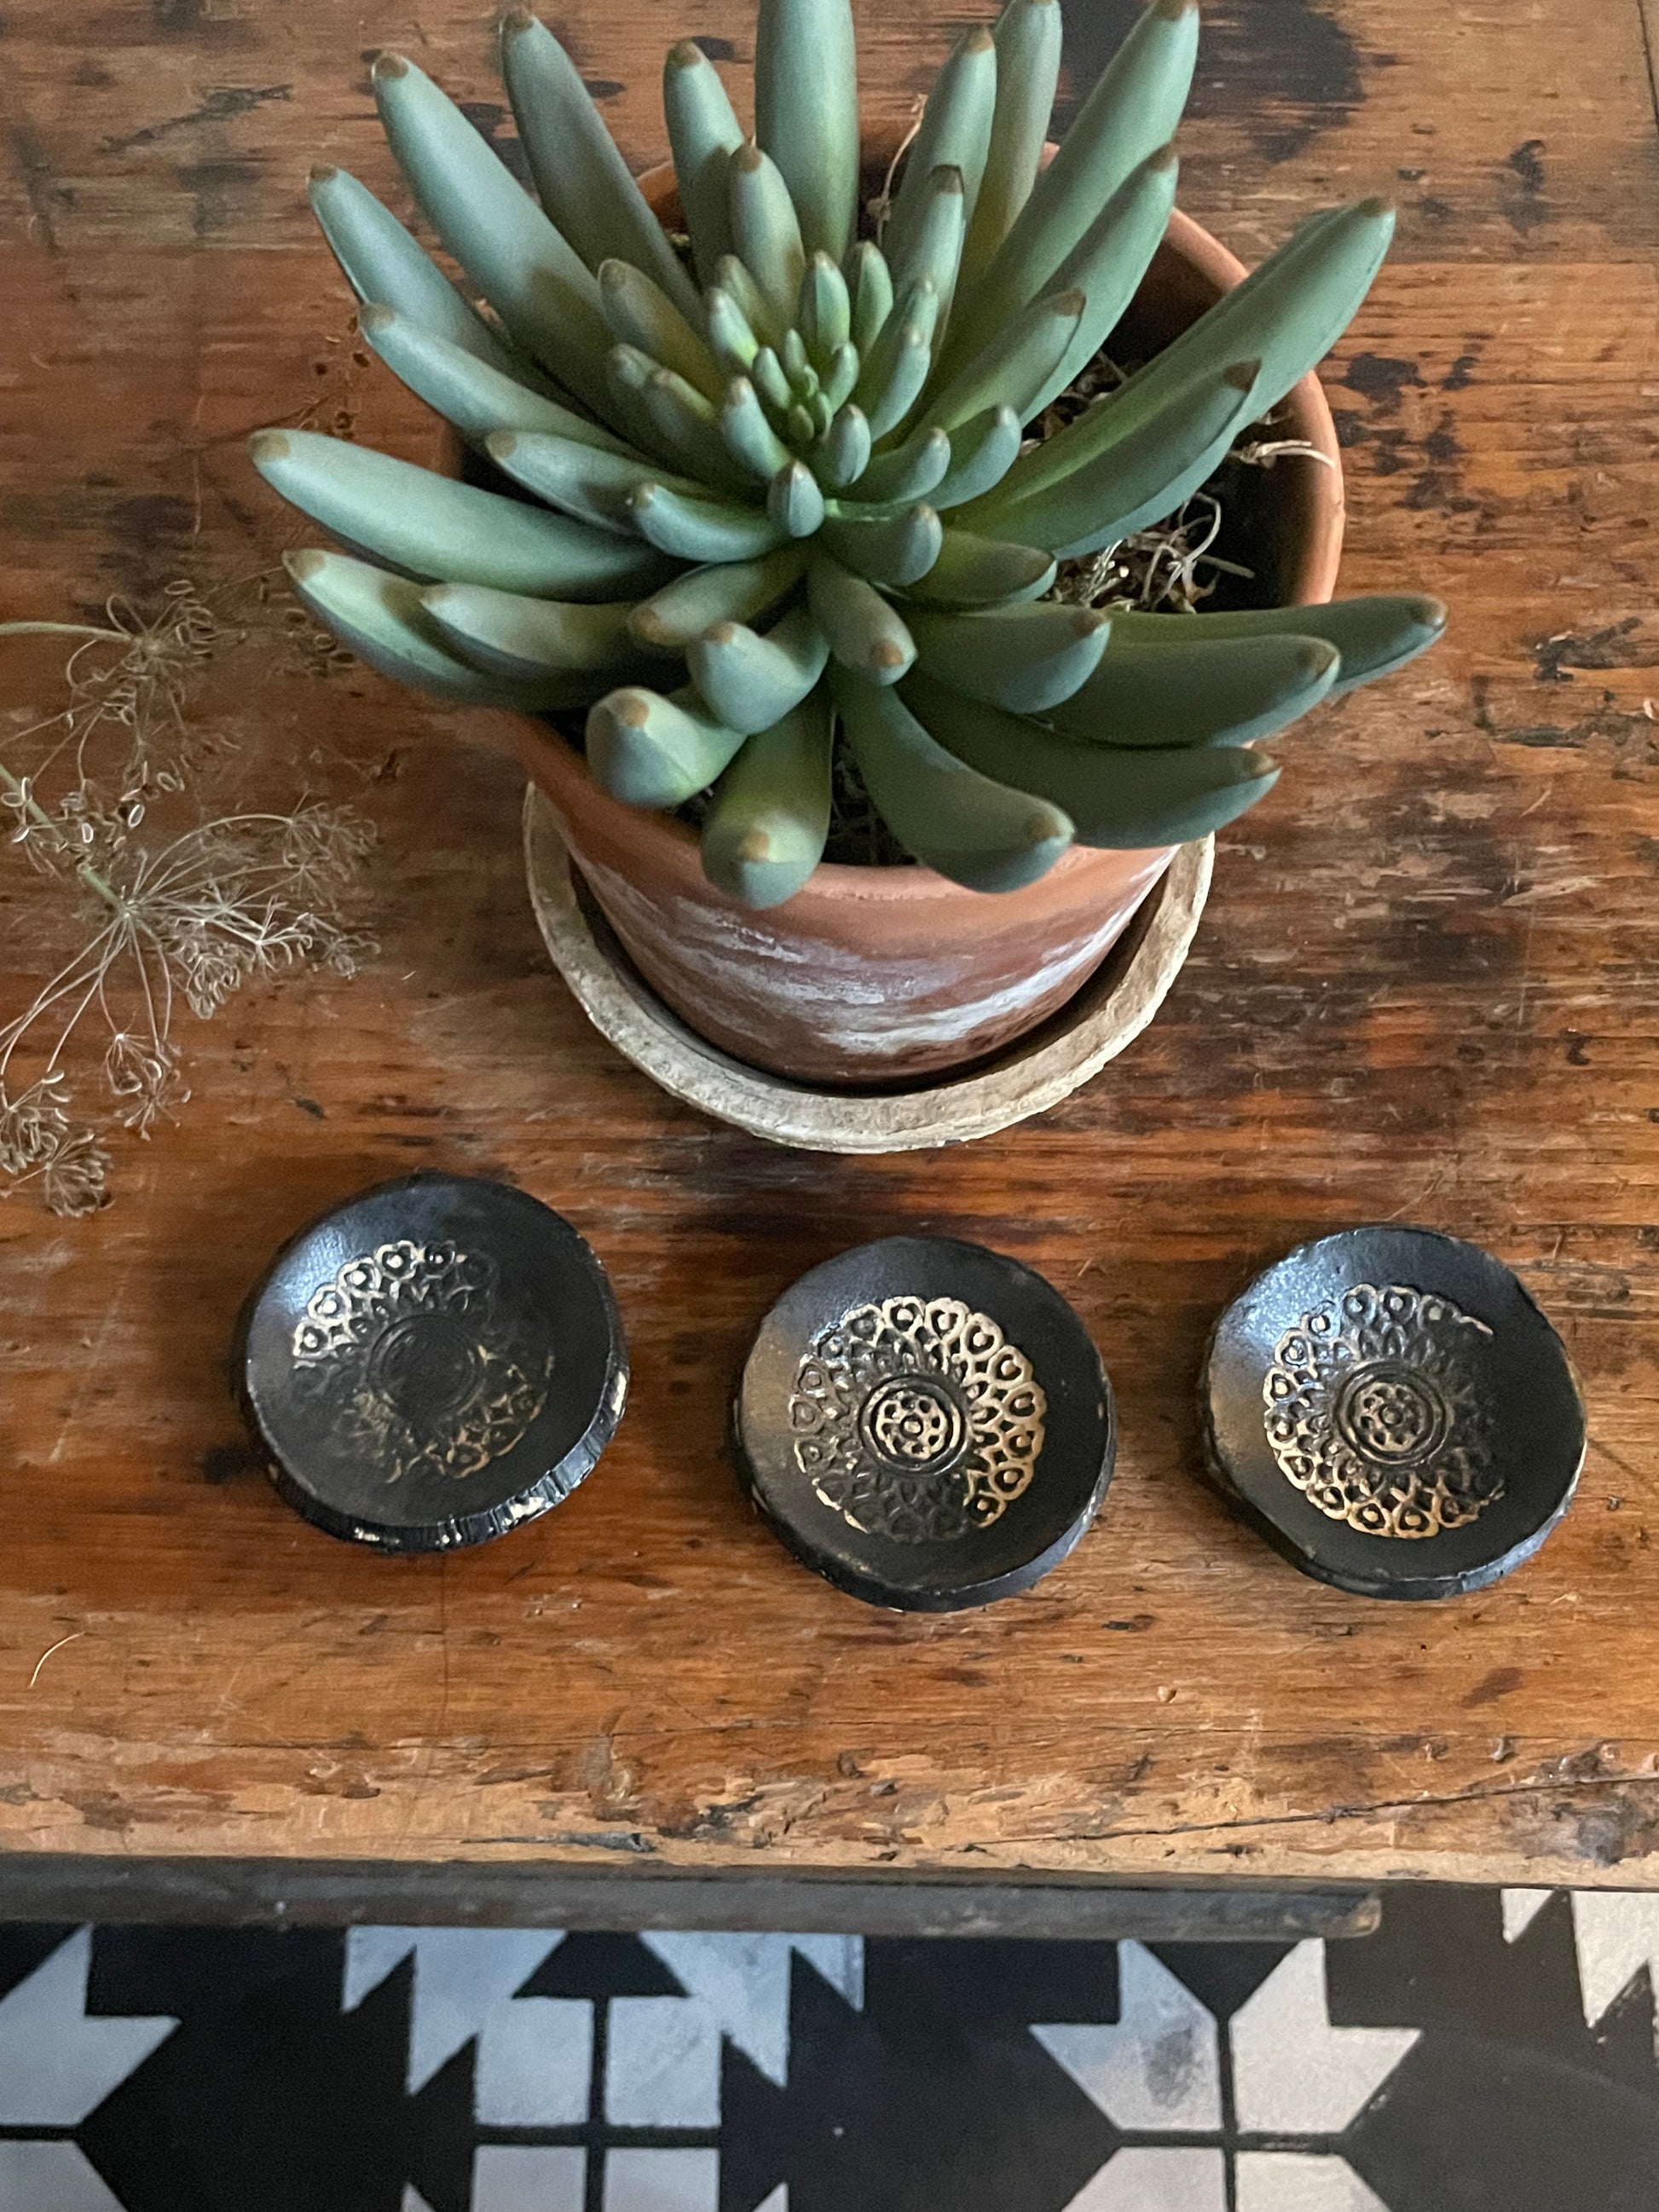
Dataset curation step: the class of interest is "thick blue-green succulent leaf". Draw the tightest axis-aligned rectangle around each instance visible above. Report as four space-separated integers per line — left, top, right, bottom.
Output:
769 460 828 539
706 286 762 379
833 664 1074 891
847 241 896 355
308 166 539 388
587 684 748 804
911 285 1084 442
798 253 854 369
903 668 1280 848
856 291 940 442
1046 632 1340 749
285 549 592 708
701 688 835 908
858 425 953 506
960 0 1064 293
755 0 859 261
627 547 810 650
908 602 1112 713
419 580 668 687
487 430 701 535
1106 595 1448 697
821 405 874 491
253 430 674 599
501 9 703 320
963 358 1261 557
951 0 1198 359
931 405 1021 509
688 604 830 734
1036 144 1181 408
901 529 1056 608
886 165 969 347
357 305 637 455
821 502 945 588
599 261 725 402
729 140 809 330
665 41 746 284
630 482 789 563
608 349 750 490
716 253 789 355
370 54 617 424
722 378 796 482
1002 199 1396 511
885 26 997 269
807 554 916 683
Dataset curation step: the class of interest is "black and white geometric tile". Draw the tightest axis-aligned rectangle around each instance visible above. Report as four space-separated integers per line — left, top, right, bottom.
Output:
3 1888 1658 2209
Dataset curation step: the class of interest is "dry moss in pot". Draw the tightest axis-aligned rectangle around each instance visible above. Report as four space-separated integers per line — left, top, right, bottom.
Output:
255 0 1447 1086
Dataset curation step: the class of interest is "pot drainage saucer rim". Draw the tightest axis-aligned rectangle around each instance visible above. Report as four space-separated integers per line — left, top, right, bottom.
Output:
523 784 1211 1157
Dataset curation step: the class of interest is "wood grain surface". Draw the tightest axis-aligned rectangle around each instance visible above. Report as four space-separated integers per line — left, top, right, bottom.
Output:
0 0 1656 1893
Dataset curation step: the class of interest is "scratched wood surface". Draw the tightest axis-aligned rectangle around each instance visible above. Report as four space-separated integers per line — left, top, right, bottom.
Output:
0 0 1656 1893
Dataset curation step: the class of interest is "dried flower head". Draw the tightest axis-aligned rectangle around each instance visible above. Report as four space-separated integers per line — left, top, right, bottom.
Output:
0 1077 112 1217
1 584 376 1214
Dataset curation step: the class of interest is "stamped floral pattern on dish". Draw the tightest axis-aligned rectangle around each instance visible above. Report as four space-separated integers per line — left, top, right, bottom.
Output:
788 1297 1046 1543
1263 1282 1499 1539
292 1239 551 1483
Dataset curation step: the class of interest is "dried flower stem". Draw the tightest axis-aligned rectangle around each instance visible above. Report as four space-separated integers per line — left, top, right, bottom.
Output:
0 621 128 643
0 756 122 908
1230 437 1336 471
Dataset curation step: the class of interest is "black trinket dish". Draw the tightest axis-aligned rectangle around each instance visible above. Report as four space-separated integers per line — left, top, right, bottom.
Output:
238 1172 627 1552
733 1236 1114 1611
1201 1226 1586 1600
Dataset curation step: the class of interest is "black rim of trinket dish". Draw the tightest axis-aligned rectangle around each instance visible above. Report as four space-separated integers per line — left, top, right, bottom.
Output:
237 1172 627 1552
1199 1225 1587 1600
732 1235 1115 1612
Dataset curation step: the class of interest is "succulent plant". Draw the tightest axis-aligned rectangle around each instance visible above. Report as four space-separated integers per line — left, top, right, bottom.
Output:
257 0 1445 907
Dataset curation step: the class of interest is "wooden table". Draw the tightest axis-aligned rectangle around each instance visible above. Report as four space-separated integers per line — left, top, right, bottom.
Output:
0 0 1656 1928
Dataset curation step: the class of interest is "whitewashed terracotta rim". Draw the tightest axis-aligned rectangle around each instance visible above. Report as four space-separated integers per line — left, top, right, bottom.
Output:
524 785 1213 1155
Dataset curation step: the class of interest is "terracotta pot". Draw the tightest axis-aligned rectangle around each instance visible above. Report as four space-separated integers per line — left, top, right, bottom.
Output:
511 154 1344 1090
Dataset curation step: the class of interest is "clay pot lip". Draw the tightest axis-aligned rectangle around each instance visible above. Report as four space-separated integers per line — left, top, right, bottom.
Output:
507 151 1344 915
